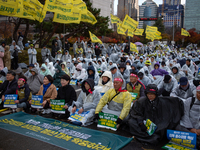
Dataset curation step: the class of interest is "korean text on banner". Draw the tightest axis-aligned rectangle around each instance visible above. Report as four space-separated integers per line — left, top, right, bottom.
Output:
4 94 18 108
31 95 43 109
81 10 97 25
134 28 144 36
122 14 138 31
89 31 102 44
110 14 120 24
50 99 65 114
0 0 19 16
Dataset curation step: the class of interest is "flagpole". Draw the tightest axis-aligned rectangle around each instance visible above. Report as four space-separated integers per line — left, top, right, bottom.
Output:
128 0 132 49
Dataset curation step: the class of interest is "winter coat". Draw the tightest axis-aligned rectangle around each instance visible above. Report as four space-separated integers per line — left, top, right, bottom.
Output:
40 64 52 76
9 40 20 59
85 65 99 86
56 84 76 106
97 71 113 94
0 78 18 97
53 65 66 87
126 81 145 99
95 48 101 56
157 76 178 92
51 45 59 57
37 84 57 102
28 48 37 64
3 46 11 70
27 68 44 95
17 83 31 107
150 62 169 76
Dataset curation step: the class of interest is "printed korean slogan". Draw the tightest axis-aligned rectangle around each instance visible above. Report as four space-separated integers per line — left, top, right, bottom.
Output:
146 32 154 42
31 95 43 109
181 28 191 37
110 14 120 24
134 28 144 36
68 110 90 125
81 10 97 25
127 30 134 37
73 0 87 14
0 112 132 150
70 79 77 85
122 14 138 31
117 23 126 35
145 25 158 34
4 94 18 108
130 42 138 53
89 31 102 44
50 99 65 114
0 0 19 16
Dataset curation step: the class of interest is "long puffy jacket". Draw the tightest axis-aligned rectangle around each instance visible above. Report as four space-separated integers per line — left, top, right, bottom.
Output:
97 71 113 94
150 62 169 76
53 65 66 87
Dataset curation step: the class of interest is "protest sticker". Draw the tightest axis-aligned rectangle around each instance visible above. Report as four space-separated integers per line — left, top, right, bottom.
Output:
50 99 65 114
68 110 90 125
129 92 138 101
70 79 77 85
31 95 43 109
4 94 18 108
162 142 194 150
144 119 157 136
97 112 118 131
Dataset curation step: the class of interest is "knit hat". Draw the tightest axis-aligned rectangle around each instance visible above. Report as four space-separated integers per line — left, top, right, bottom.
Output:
76 64 82 70
145 60 151 66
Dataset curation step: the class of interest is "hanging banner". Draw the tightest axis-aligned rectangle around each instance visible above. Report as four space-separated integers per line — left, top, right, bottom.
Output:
134 28 144 36
110 14 120 24
97 112 118 131
0 0 19 16
4 94 18 108
127 29 134 37
89 31 102 44
122 14 138 31
181 28 190 37
0 112 132 150
73 0 87 14
68 109 90 125
81 10 97 25
117 23 126 35
50 99 65 114
130 42 138 53
145 25 158 34
31 95 43 109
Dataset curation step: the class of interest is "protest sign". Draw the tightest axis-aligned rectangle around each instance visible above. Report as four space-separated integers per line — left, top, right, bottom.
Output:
68 110 90 125
129 92 138 101
50 99 65 114
70 79 77 85
31 95 43 109
4 94 18 108
97 112 118 131
144 119 157 136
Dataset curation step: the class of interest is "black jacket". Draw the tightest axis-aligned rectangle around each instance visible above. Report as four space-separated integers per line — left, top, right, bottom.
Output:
95 48 101 56
0 78 18 97
56 84 77 106
17 83 30 103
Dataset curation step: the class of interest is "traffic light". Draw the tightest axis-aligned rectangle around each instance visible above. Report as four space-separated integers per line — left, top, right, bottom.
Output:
140 18 158 21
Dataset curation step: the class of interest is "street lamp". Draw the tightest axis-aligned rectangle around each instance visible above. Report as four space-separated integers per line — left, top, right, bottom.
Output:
128 0 134 47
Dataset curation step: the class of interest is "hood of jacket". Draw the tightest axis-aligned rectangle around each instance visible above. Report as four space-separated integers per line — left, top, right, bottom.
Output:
154 62 160 68
30 67 38 75
87 65 96 75
81 78 95 93
15 67 23 74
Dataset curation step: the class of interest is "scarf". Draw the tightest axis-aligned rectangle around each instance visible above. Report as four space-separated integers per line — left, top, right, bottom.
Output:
43 83 51 95
118 87 127 92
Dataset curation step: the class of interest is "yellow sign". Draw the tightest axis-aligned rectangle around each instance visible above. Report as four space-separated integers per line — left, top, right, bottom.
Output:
134 28 144 36
130 42 138 53
146 25 158 34
117 23 126 35
81 10 97 25
146 33 154 41
127 29 134 37
181 28 190 37
0 0 19 16
110 14 120 24
122 14 138 31
89 31 102 44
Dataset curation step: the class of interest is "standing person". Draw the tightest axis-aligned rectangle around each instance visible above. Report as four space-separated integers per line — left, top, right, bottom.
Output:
28 44 37 64
52 42 59 58
56 36 62 50
95 46 101 60
124 45 130 54
73 41 77 58
41 45 51 63
17 36 24 51
0 46 4 70
10 40 20 70
3 45 11 70
63 39 70 52
61 50 72 62
76 45 83 58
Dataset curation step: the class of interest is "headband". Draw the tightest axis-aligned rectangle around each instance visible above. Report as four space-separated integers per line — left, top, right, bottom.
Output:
196 86 200 91
130 73 138 78
114 78 123 82
19 78 26 83
149 89 156 92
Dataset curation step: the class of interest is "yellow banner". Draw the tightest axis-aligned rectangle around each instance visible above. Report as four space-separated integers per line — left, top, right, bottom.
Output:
89 31 102 44
181 28 190 37
146 33 154 41
117 23 126 35
53 7 81 24
73 0 87 14
127 29 134 37
110 14 120 24
130 42 138 53
122 14 138 31
0 0 19 16
31 0 46 22
44 0 73 14
154 31 162 39
81 10 97 25
134 28 144 36
146 25 158 34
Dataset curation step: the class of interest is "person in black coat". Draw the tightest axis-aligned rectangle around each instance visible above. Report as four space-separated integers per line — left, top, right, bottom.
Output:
63 39 70 52
124 45 130 54
56 74 77 118
95 46 101 60
0 71 18 107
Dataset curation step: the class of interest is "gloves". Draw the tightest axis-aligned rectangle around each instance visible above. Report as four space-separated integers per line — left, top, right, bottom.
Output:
140 123 147 132
93 114 100 121
116 118 123 124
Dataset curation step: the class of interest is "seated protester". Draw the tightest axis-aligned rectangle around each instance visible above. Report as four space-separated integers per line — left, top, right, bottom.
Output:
40 64 52 76
119 62 130 83
85 65 99 86
34 75 57 114
178 86 200 148
27 68 44 95
127 84 184 145
170 77 196 99
56 74 77 119
82 59 88 70
182 59 195 73
53 64 66 87
70 60 78 76
61 50 71 62
97 71 113 95
143 66 154 83
157 75 178 96
45 59 55 76
96 58 107 74
107 60 113 71
125 60 132 70
24 64 34 78
55 50 62 60
68 79 101 126
126 72 145 100
15 67 24 80
138 72 151 87
0 67 8 83
60 62 70 76
0 71 18 104
181 64 194 81
15 75 32 112
160 61 171 74
193 67 200 87
137 56 145 70
94 77 132 127
170 65 185 82
150 62 169 77
71 64 86 85
144 60 153 72
130 63 139 74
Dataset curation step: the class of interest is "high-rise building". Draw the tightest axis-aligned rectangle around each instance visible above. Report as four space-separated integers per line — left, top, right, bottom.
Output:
117 0 139 21
164 0 181 5
138 0 158 28
184 0 200 31
90 0 114 28
158 4 184 28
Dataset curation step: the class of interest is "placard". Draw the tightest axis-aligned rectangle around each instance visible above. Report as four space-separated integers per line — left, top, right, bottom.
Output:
70 79 77 85
68 109 90 125
4 94 18 108
50 99 65 114
129 92 138 101
144 119 157 136
31 95 43 109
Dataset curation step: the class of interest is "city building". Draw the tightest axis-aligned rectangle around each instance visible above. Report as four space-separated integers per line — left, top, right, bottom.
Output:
158 4 184 28
138 0 158 29
164 0 181 5
184 0 200 31
117 0 139 21
90 0 115 28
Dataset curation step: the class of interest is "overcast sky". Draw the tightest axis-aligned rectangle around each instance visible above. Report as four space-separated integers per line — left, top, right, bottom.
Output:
114 0 186 15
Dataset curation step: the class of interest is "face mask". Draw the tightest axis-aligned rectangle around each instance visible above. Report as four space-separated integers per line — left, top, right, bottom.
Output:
34 64 37 67
181 84 189 90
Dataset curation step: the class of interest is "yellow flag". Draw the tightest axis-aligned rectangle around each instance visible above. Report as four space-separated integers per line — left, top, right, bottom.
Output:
146 25 158 34
89 31 102 44
130 42 138 53
117 23 126 35
53 7 81 24
32 0 46 22
81 10 97 25
122 14 138 31
73 0 87 14
0 0 19 16
134 28 144 36
44 0 73 14
154 31 162 39
181 28 190 37
127 29 134 37
110 14 120 24
146 33 154 41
